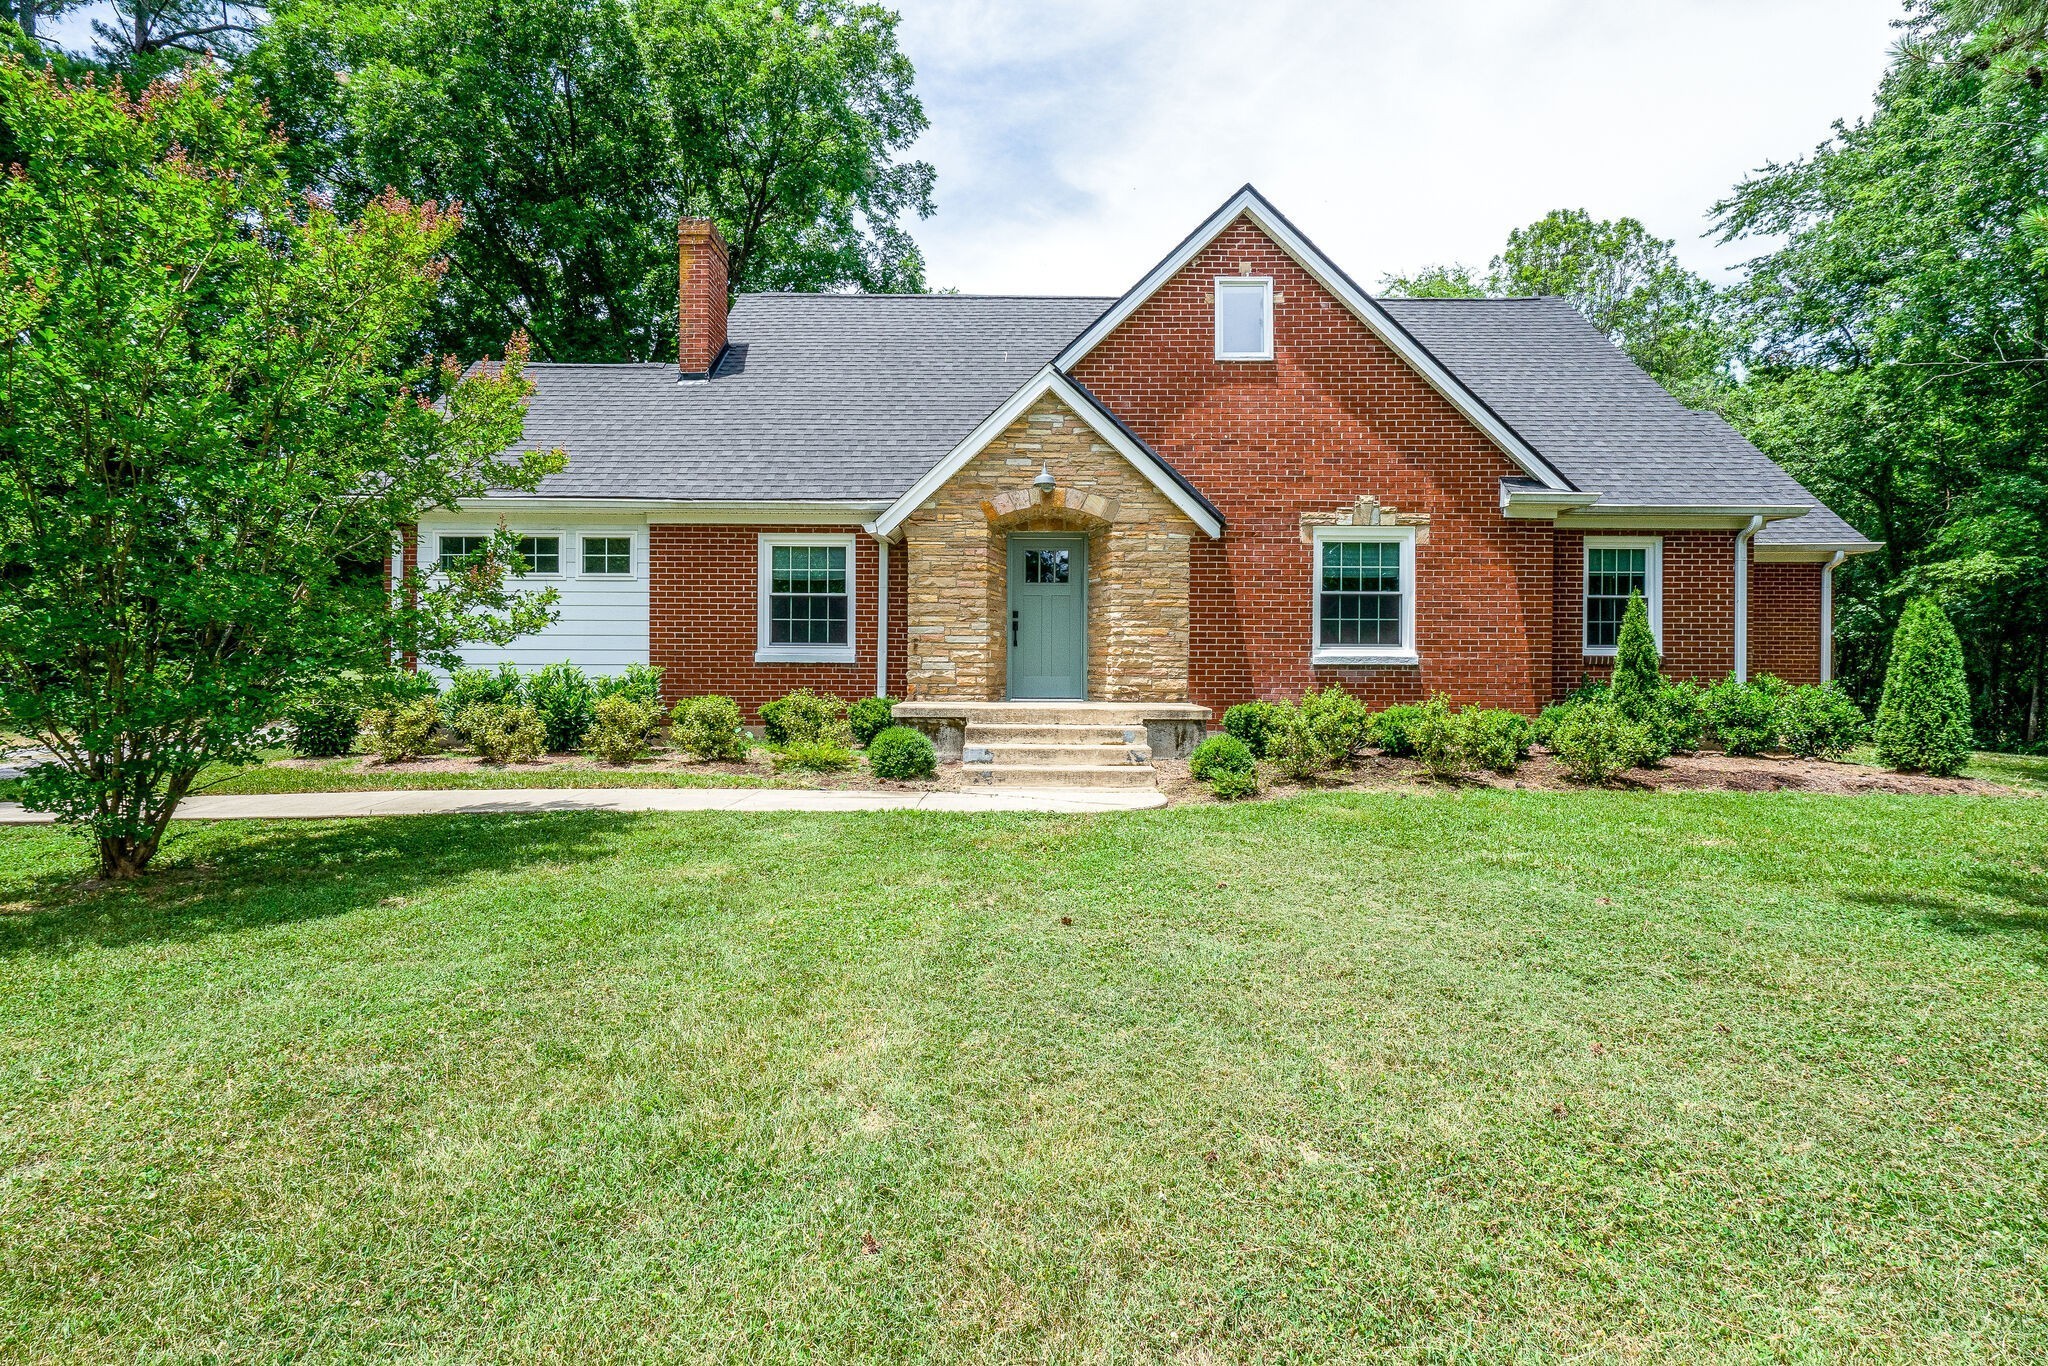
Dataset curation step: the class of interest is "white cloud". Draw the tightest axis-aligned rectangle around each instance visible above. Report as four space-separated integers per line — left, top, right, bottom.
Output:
892 0 1904 294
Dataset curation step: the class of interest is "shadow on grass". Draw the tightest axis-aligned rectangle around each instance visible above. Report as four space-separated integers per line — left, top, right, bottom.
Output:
0 812 647 959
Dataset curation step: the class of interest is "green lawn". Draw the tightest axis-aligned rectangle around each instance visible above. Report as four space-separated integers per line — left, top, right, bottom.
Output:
2 793 2045 1361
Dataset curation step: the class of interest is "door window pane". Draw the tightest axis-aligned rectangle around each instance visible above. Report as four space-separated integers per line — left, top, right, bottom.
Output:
1024 549 1070 584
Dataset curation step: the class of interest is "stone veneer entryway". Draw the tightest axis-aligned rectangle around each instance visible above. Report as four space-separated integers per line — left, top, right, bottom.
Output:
898 393 1202 704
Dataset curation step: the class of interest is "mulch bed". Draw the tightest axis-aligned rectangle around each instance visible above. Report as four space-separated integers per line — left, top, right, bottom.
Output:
1155 748 2023 806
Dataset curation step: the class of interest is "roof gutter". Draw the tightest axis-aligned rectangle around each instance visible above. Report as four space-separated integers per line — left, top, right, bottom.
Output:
1734 514 1765 683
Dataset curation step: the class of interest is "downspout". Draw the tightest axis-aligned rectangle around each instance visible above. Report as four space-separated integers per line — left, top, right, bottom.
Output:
1733 515 1764 682
875 535 890 698
1820 550 1847 684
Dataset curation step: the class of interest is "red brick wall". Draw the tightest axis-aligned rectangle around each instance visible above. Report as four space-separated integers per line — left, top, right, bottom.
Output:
1552 530 1741 693
1071 217 1555 712
1750 562 1823 685
648 524 905 719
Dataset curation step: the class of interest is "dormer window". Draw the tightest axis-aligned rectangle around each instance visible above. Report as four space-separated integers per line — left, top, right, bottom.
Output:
1215 276 1273 360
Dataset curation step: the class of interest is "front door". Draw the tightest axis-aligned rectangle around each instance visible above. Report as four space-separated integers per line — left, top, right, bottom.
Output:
1007 534 1088 699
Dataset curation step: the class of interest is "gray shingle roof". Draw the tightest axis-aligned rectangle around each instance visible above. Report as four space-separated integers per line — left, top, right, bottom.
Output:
504 293 1114 502
497 288 1869 549
1377 296 1872 547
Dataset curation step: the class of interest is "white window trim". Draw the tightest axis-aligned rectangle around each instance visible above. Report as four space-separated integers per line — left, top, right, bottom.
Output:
1310 524 1418 666
1214 276 1274 361
1582 535 1663 657
576 530 642 580
756 532 857 664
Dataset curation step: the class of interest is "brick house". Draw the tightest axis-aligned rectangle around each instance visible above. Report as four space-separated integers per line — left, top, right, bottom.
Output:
416 187 1875 771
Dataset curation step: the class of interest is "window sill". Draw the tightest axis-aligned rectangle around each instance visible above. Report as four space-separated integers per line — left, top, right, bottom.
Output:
755 646 857 665
1312 649 1419 667
1215 353 1274 362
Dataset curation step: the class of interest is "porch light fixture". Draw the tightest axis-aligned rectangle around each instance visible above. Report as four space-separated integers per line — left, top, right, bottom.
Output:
1033 463 1056 497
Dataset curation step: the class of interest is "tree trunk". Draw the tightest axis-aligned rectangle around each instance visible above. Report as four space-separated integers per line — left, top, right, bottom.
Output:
97 830 166 880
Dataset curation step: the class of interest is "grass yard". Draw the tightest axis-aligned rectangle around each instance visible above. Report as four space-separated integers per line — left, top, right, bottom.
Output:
2 793 2045 1361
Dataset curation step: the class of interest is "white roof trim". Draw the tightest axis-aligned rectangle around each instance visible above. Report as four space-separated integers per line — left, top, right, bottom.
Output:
871 366 1224 539
1054 185 1575 493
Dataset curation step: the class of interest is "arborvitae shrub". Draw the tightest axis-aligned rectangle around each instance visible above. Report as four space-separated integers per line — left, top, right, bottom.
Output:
1189 734 1255 781
671 694 748 762
1609 592 1662 721
1874 597 1975 776
1222 701 1283 758
848 696 897 747
1300 685 1374 765
865 726 936 780
527 662 596 752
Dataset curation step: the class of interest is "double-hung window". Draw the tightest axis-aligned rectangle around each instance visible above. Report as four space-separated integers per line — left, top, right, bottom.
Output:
1311 526 1417 665
1582 536 1662 655
1215 277 1274 360
582 536 632 575
757 534 856 663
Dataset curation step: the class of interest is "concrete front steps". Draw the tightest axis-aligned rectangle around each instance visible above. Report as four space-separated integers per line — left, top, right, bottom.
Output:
893 700 1213 791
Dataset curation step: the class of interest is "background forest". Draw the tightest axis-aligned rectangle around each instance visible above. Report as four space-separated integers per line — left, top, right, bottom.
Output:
5 0 2043 750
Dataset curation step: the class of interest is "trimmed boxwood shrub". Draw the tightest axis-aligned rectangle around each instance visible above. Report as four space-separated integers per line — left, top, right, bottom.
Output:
760 688 848 746
1300 685 1374 766
594 663 664 708
1209 766 1260 800
849 696 896 747
1552 701 1656 783
865 725 936 780
1703 674 1784 756
527 662 596 752
1456 707 1531 774
588 694 660 765
1265 703 1329 780
362 697 439 763
284 693 361 758
1407 695 1462 779
1653 679 1707 755
773 739 856 773
1531 703 1574 750
470 702 545 764
1369 703 1426 757
1778 683 1866 760
1189 733 1255 781
671 694 749 762
1222 701 1283 758
1874 597 1974 776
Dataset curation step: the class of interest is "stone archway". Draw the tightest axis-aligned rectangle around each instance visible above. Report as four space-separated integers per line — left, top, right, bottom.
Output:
899 393 1198 701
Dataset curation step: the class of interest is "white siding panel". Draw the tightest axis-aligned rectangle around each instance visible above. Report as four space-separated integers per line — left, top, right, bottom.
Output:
418 511 651 679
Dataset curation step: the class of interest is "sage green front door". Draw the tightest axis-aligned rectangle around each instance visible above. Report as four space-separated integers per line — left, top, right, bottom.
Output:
1007 534 1088 699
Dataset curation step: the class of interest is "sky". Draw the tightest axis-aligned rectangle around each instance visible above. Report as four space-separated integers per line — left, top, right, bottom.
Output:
887 0 1905 295
43 0 1906 295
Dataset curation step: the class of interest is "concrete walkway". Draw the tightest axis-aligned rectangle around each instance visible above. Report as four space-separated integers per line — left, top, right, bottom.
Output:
0 784 1165 825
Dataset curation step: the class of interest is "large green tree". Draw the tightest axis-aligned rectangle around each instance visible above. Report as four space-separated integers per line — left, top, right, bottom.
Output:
245 0 934 363
0 59 563 878
1378 210 1732 401
1712 5 2048 742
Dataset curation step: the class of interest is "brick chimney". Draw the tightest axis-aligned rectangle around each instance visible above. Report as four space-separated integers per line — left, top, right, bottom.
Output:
677 218 730 380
